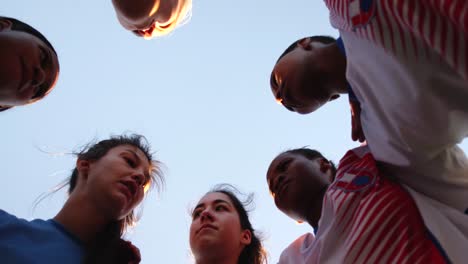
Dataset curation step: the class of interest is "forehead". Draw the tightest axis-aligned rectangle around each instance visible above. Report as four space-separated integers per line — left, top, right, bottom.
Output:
267 153 297 179
268 153 296 170
111 145 149 162
114 0 161 30
197 192 233 206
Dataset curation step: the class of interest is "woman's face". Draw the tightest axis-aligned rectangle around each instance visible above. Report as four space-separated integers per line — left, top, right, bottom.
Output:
0 18 59 107
77 145 152 220
266 153 332 223
189 192 251 261
270 38 337 114
112 0 185 38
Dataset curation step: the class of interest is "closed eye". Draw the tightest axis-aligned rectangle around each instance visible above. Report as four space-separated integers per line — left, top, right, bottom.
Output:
124 156 136 167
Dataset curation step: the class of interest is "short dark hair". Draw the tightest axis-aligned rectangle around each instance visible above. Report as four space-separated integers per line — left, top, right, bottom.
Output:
0 106 12 112
276 35 336 63
69 134 164 264
0 17 59 111
283 148 337 179
207 184 267 264
1 17 57 55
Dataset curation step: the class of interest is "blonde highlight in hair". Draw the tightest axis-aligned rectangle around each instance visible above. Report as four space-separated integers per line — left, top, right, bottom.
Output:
148 0 192 38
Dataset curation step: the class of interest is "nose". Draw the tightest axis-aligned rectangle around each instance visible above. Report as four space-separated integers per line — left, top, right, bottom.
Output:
200 209 213 222
131 171 145 187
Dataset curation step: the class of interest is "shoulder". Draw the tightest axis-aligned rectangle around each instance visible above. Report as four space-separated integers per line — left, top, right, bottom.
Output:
333 145 378 193
279 233 315 264
0 209 21 224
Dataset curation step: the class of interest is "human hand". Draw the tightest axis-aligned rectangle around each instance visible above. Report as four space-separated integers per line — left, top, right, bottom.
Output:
350 101 365 142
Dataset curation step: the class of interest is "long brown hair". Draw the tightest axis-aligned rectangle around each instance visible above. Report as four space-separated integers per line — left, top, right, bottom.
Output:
68 134 163 263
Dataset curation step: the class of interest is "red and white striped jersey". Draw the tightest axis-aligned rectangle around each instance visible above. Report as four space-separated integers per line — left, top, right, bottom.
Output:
324 0 468 80
306 146 447 264
321 1 468 243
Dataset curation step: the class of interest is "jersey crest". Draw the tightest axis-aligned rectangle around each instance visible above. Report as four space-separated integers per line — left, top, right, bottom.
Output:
332 170 376 192
349 0 376 30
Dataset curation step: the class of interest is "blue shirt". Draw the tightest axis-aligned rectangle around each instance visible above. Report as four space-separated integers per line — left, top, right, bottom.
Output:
0 210 84 264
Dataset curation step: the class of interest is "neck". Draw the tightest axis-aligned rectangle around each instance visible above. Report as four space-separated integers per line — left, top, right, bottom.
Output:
54 193 111 244
304 187 328 229
196 253 239 264
323 43 349 94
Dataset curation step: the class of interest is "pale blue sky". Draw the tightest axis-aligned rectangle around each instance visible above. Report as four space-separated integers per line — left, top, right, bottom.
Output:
2 1 467 263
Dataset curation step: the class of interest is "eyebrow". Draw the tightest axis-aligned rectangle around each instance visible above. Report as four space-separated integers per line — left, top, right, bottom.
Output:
194 199 231 211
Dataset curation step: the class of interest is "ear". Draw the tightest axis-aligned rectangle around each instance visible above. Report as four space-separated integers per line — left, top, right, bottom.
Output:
297 37 313 50
76 159 90 180
0 18 13 31
240 229 252 246
319 158 332 173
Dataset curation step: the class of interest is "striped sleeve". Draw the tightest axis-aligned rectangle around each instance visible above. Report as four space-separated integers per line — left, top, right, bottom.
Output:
325 0 468 80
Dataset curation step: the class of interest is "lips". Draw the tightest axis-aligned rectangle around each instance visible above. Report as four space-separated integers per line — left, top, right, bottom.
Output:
196 224 218 234
118 180 138 202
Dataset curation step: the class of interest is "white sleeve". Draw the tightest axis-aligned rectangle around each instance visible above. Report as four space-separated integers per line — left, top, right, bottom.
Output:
341 31 468 212
278 233 315 264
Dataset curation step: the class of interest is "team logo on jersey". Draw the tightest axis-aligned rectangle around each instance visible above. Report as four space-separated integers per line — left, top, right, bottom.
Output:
332 171 376 192
349 0 376 30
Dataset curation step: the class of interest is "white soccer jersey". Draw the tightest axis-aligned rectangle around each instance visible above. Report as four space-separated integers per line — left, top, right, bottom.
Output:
278 233 315 264
325 0 468 80
301 146 447 264
323 1 468 263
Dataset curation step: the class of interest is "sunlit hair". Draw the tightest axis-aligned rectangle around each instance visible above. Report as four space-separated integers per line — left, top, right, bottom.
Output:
0 16 59 111
192 184 268 264
136 0 192 39
68 134 164 263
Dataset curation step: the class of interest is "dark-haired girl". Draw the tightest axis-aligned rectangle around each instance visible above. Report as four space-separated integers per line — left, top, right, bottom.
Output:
0 16 59 112
190 184 267 264
267 146 448 263
0 134 163 264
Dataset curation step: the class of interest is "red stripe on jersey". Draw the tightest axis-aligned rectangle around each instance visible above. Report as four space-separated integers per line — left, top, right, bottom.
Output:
427 2 437 51
390 0 408 57
360 204 406 263
342 188 372 235
336 193 365 234
438 1 448 58
380 0 396 52
319 148 447 263
347 188 405 262
345 185 395 251
338 0 344 25
373 216 409 262
453 0 466 67
405 0 419 57
335 191 350 213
